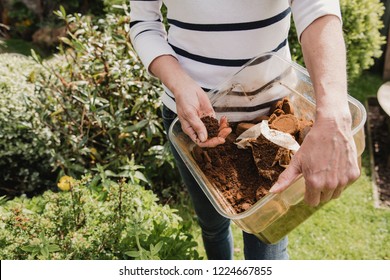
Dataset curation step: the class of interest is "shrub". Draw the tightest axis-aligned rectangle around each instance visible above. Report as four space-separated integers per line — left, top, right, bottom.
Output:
6 1 39 39
103 0 128 12
289 0 386 80
0 53 57 197
4 0 106 40
0 175 201 260
33 6 181 196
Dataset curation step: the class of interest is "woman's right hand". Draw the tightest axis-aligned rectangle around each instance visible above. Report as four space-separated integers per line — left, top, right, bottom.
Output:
175 80 231 147
150 55 231 147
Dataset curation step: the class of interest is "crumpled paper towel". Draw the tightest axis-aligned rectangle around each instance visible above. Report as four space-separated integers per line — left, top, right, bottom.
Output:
235 120 300 153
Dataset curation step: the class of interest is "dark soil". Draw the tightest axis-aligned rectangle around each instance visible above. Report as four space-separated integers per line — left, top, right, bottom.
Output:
367 97 390 208
192 135 271 213
201 116 219 138
193 98 313 213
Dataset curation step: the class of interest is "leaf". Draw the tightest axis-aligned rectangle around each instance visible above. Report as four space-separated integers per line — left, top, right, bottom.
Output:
104 170 120 177
30 49 42 64
40 247 49 259
21 245 38 253
88 174 101 190
0 195 8 206
151 241 163 255
72 95 88 104
47 244 61 252
59 37 73 47
130 99 144 115
68 163 86 173
125 250 140 258
134 171 149 183
122 119 149 133
59 5 67 18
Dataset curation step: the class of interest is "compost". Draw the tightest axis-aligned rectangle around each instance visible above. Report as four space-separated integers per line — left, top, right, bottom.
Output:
194 98 313 213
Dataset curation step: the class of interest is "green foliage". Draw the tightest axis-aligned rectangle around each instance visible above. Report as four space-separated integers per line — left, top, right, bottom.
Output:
33 6 180 193
0 53 57 197
0 39 48 57
7 1 39 39
289 0 386 80
0 175 201 260
103 0 129 13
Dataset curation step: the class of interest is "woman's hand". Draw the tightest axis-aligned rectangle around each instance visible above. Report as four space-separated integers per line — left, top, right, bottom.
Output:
175 83 231 147
150 55 231 147
270 113 360 207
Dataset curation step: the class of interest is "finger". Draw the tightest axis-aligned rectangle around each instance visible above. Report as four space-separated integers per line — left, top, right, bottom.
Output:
218 127 232 139
270 157 301 193
217 116 232 139
204 111 216 119
198 137 226 148
320 190 334 203
181 120 200 143
304 185 322 207
318 172 347 203
182 115 207 143
189 116 208 142
219 116 229 129
331 186 344 199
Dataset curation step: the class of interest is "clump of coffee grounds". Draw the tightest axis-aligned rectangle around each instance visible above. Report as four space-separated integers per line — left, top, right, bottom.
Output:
192 97 313 213
201 116 219 138
192 136 270 213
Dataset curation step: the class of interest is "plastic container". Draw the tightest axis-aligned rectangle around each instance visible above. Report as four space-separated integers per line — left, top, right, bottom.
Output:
168 52 367 244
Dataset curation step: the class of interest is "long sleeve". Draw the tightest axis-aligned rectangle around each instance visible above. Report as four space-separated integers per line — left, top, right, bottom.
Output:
290 0 342 41
129 0 177 72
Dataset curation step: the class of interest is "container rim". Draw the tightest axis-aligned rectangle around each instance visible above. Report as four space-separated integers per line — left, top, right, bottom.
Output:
265 53 367 135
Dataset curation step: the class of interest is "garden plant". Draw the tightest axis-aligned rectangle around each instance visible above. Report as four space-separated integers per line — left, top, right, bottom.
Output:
0 0 388 260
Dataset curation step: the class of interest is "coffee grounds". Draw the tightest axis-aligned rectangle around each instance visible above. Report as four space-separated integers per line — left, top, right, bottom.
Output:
269 114 299 135
192 136 271 213
201 116 219 138
192 98 312 213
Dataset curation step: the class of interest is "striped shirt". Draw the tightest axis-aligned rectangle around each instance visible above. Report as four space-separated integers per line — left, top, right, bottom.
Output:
129 0 341 118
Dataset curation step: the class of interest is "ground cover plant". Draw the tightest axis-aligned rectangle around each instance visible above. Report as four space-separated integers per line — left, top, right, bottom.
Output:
0 173 200 260
0 53 56 197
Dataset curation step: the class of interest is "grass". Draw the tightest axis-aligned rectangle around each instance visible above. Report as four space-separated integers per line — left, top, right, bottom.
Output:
182 71 390 260
288 168 390 259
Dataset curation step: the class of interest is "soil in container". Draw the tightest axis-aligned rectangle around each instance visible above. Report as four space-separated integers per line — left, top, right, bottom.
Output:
193 98 313 213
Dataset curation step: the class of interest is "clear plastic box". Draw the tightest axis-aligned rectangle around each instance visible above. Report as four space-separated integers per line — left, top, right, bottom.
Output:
168 53 367 244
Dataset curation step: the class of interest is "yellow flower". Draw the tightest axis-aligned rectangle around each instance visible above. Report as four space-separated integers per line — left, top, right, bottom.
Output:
57 176 75 191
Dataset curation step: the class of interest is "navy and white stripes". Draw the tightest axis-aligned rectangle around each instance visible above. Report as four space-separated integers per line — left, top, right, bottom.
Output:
129 0 342 115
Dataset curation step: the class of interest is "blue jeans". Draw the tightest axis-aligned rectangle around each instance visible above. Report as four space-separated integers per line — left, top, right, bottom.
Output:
162 105 288 260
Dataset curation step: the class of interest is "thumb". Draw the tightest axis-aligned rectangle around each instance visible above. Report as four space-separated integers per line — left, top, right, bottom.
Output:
270 157 301 193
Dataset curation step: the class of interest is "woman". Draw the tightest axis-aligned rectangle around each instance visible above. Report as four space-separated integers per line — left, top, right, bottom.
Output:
129 0 360 260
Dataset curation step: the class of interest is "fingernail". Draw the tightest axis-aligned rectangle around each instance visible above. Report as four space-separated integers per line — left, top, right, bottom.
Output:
269 183 280 192
199 132 207 142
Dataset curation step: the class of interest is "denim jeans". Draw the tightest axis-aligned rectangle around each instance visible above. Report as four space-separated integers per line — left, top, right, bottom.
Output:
162 105 289 260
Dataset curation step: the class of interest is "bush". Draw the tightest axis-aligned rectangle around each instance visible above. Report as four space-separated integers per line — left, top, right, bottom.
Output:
0 53 57 197
4 0 106 40
289 0 386 80
6 1 39 39
0 175 201 260
33 6 181 196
